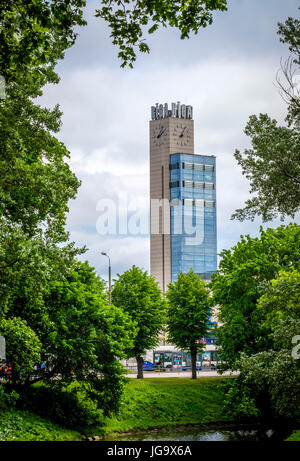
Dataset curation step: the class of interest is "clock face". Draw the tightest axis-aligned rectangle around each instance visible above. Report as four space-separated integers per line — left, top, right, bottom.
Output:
152 123 168 147
173 123 191 147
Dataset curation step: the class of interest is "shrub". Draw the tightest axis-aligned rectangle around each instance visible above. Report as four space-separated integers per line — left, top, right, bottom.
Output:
0 317 41 383
221 379 260 421
0 385 19 411
222 350 300 423
20 382 104 430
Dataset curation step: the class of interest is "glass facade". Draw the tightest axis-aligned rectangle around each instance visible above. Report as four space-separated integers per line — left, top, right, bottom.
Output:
169 153 217 281
153 350 221 370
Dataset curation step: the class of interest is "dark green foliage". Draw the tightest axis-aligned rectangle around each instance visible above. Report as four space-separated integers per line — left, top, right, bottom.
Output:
232 114 300 222
0 1 85 350
0 385 19 411
2 259 135 417
232 13 300 221
222 351 300 423
0 0 87 84
219 265 300 424
38 261 134 416
211 224 300 368
0 0 141 425
258 269 300 332
0 317 41 383
221 379 260 421
0 0 231 436
19 382 104 430
112 266 165 378
0 81 81 238
0 0 228 76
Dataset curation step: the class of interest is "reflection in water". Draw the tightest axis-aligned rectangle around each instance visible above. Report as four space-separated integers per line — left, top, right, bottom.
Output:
105 426 288 442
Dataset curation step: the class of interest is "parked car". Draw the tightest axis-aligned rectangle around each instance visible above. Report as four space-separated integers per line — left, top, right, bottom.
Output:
143 361 154 371
0 360 12 377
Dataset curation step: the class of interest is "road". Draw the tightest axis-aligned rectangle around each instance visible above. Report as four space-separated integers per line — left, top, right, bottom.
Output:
126 370 238 378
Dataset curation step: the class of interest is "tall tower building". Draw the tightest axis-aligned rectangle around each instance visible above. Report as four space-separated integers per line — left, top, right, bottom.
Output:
150 102 217 292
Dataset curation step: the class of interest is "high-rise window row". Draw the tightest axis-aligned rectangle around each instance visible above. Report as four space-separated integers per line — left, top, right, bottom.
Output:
170 181 214 189
182 181 214 189
169 153 217 282
170 198 215 208
170 162 214 172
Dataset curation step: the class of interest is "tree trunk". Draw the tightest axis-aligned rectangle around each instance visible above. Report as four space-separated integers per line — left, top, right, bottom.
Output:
191 346 197 380
136 356 144 379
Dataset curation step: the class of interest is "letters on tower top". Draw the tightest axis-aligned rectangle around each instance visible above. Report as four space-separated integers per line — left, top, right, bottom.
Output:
151 102 193 121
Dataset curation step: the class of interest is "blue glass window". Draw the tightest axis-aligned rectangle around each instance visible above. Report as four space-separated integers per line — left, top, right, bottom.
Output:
170 153 217 282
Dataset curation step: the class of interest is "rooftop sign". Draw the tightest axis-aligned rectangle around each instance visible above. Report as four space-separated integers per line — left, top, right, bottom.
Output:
151 102 193 120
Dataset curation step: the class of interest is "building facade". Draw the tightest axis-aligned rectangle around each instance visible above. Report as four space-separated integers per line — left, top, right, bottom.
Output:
150 102 217 291
121 103 219 373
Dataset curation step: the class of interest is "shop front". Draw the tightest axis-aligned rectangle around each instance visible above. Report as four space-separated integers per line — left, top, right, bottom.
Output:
153 350 220 371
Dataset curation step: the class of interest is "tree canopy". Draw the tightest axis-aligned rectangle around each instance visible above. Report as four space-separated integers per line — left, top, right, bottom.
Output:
258 269 300 332
0 0 86 83
0 317 41 384
96 0 228 68
232 12 300 222
231 113 300 222
112 265 165 378
0 0 228 76
211 223 300 368
278 11 300 65
3 260 135 415
166 269 211 379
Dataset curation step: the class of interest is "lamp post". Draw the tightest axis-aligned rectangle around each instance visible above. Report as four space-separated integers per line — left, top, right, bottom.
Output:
101 252 111 304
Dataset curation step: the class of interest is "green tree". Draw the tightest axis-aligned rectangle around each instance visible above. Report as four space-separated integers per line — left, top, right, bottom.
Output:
96 0 228 68
0 317 41 384
277 11 300 65
0 76 84 337
232 13 300 222
231 113 300 222
0 9 84 335
223 349 300 423
166 269 211 379
0 81 81 240
0 0 86 84
211 224 300 368
31 261 135 415
258 269 300 332
112 266 165 379
0 1 228 76
223 313 300 423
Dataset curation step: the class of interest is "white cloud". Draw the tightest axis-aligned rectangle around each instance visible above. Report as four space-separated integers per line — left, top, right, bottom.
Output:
37 0 300 279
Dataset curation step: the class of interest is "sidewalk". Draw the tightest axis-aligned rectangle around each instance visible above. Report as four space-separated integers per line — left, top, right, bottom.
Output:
126 370 238 378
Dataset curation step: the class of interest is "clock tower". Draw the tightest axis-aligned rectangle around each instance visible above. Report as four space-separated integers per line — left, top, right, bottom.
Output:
150 102 194 292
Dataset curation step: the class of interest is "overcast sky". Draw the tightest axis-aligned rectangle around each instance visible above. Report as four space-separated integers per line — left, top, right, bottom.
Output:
40 0 299 282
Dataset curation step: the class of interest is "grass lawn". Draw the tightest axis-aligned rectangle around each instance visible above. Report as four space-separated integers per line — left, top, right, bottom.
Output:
0 376 236 440
285 430 300 441
96 376 233 437
0 408 83 441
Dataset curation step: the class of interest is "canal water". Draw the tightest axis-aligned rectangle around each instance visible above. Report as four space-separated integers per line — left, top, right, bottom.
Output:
104 425 291 442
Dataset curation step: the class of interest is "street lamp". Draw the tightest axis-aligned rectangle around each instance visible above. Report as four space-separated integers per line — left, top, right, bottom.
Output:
101 252 111 304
